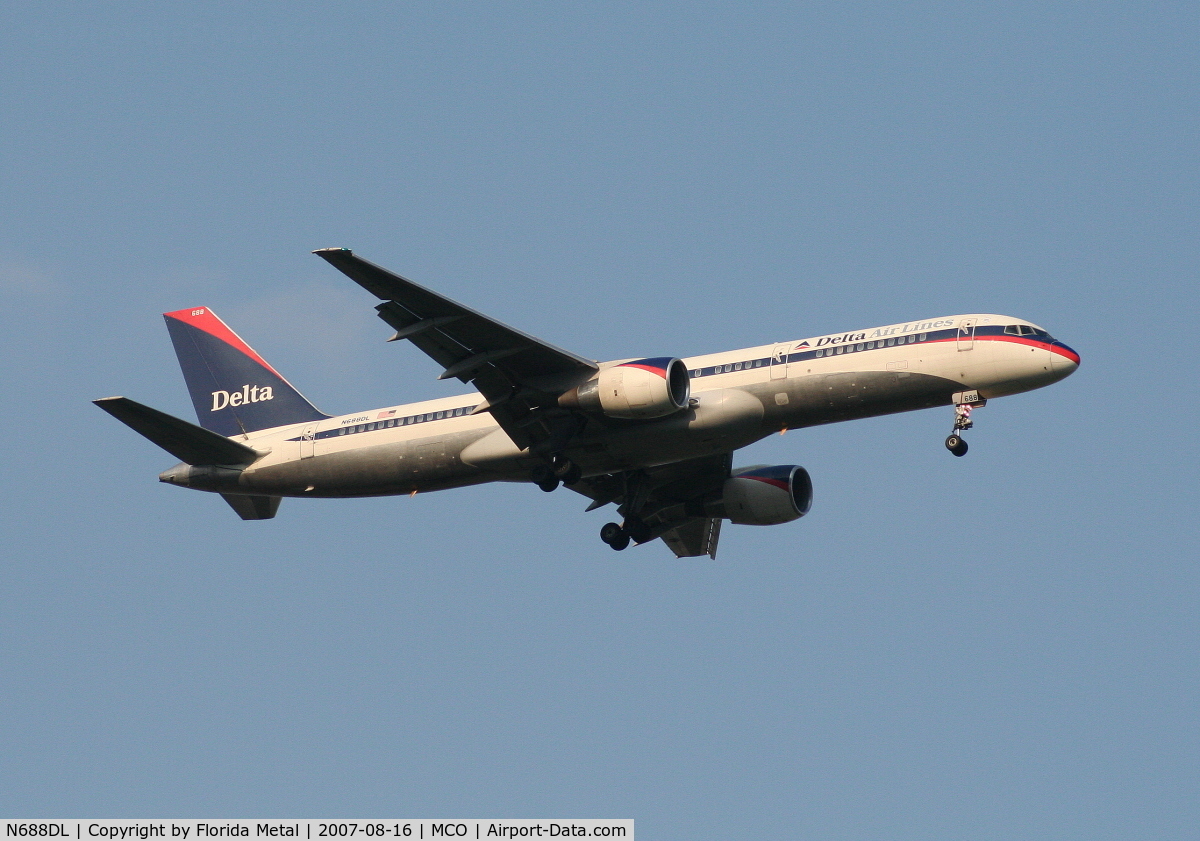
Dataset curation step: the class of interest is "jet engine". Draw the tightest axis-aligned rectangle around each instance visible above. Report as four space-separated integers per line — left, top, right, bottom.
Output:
707 464 813 525
559 357 691 420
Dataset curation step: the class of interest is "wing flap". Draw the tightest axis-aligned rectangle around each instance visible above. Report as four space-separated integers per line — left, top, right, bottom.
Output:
568 453 732 558
661 517 723 559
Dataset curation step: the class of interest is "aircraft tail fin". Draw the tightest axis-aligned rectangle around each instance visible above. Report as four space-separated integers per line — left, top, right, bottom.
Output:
163 307 329 437
93 396 260 465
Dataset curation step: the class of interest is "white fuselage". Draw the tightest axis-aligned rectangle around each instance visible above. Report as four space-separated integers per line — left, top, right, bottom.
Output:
163 313 1078 498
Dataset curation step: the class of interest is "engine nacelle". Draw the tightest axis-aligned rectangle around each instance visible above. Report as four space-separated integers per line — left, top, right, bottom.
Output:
707 464 813 525
559 357 691 420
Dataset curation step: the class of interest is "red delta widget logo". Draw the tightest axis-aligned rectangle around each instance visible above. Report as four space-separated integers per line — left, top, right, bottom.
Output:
211 384 275 411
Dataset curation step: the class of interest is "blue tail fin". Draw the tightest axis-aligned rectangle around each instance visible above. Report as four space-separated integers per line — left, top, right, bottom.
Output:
164 307 328 437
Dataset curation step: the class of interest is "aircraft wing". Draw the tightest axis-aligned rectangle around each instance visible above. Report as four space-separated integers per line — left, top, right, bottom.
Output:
568 453 732 559
315 248 598 451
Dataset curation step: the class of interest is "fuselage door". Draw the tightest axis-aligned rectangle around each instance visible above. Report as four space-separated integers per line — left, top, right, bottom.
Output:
771 344 790 380
957 318 976 351
300 423 318 459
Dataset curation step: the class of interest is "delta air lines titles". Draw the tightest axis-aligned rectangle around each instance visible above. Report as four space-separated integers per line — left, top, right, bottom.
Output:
795 318 958 351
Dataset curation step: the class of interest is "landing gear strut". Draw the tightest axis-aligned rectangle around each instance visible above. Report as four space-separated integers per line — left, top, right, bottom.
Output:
945 391 985 457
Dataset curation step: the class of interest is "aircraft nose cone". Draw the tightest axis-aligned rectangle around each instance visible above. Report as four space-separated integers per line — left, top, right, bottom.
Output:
1050 342 1080 376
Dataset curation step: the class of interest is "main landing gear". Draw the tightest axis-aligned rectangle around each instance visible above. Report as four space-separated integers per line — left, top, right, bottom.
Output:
530 454 582 492
945 391 986 457
599 521 629 551
599 517 652 551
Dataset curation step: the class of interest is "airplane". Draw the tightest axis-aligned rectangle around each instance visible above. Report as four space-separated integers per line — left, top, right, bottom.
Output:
95 248 1080 558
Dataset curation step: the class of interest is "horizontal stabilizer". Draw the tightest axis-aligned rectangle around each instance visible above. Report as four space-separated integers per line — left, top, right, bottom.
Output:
93 397 260 466
221 493 281 520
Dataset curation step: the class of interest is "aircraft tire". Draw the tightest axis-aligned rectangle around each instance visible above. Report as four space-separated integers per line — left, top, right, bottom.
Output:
625 517 652 545
945 435 968 457
600 522 623 545
531 464 559 492
562 462 583 485
609 533 630 551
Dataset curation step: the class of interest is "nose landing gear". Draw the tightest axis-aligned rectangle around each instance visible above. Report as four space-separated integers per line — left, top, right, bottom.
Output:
945 434 968 457
945 391 986 457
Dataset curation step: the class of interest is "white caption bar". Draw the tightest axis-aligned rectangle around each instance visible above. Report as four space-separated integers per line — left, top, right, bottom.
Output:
2 823 632 841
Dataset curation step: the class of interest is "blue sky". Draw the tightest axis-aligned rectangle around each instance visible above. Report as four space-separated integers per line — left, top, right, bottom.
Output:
2 3 1197 837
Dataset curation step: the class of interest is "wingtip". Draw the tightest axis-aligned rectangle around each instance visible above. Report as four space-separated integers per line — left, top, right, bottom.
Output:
312 247 353 256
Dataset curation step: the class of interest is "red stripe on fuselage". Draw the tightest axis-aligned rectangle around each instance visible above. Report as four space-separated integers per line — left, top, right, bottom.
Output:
927 334 1078 361
163 307 283 377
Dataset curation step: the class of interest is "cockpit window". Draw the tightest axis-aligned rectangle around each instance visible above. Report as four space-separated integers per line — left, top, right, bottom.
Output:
1004 324 1021 335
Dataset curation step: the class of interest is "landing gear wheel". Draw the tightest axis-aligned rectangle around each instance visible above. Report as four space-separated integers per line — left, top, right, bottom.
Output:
600 522 631 551
550 457 581 485
531 464 559 492
624 517 652 545
600 522 624 545
549 454 582 485
561 462 582 485
945 434 968 457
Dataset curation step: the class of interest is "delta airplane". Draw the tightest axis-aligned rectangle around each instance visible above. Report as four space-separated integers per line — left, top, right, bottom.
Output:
96 249 1080 557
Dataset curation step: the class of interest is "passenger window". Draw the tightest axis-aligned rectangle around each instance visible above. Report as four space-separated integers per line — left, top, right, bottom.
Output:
733 362 741 371
918 333 927 341
815 349 824 357
835 346 844 354
866 341 874 349
886 337 895 346
338 428 346 435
